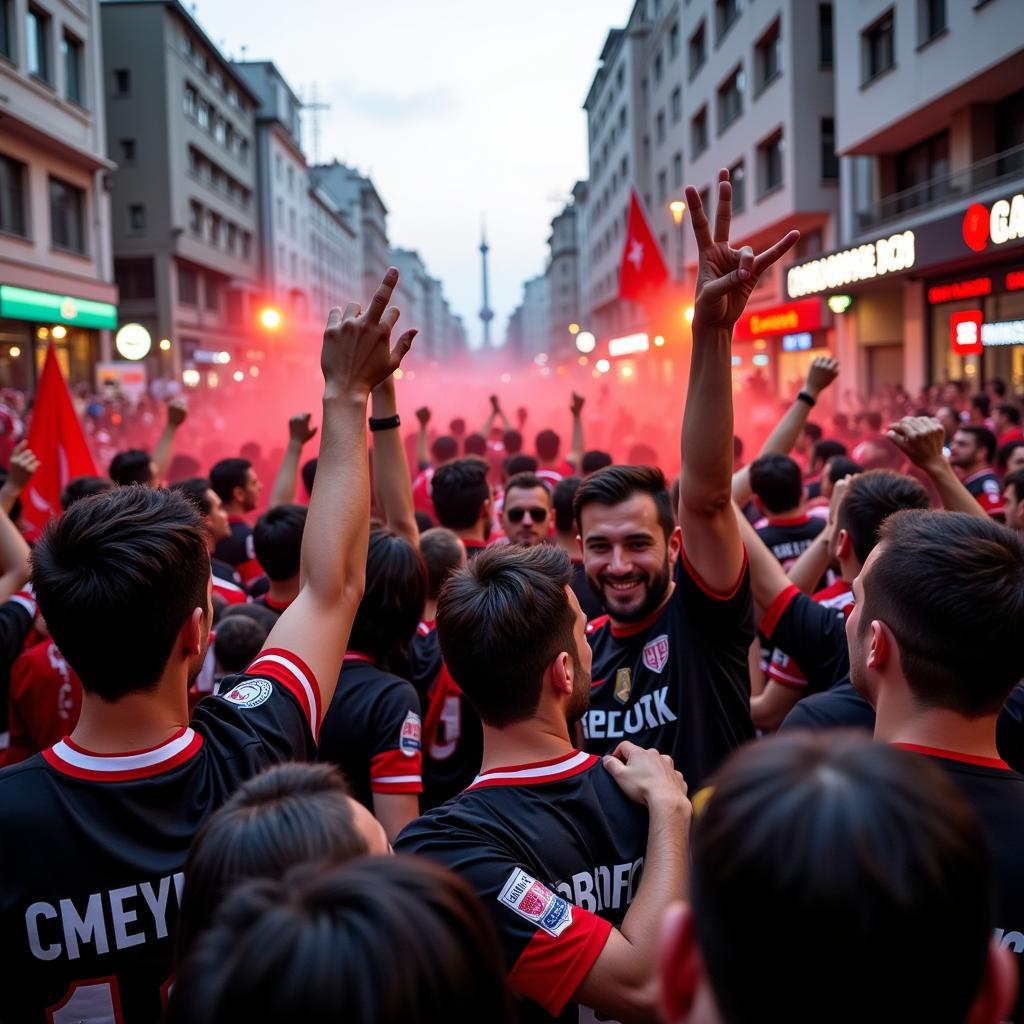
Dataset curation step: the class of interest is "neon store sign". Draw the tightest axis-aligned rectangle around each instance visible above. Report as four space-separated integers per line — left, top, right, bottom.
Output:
787 232 916 298
962 193 1024 253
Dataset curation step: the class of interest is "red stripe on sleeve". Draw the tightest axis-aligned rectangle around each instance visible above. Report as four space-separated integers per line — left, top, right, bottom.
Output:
370 748 423 793
680 544 749 602
760 584 801 640
508 910 612 1016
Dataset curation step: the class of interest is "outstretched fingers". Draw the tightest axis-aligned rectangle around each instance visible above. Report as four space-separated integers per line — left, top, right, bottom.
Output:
713 171 732 243
685 185 714 250
700 245 755 303
753 230 801 275
389 329 417 370
364 266 400 324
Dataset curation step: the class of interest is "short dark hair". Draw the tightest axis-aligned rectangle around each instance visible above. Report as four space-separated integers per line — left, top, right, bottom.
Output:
171 476 214 517
502 429 523 456
812 439 847 467
449 417 466 437
574 465 675 541
349 530 426 668
854 410 883 432
419 528 465 600
835 470 928 565
988 377 1008 398
463 433 487 457
109 449 152 486
32 487 210 701
997 440 1024 473
168 857 513 1024
504 472 550 503
253 504 307 581
749 454 803 514
863 510 1024 715
431 435 459 463
971 393 991 417
693 732 993 1024
210 458 252 504
214 615 268 675
431 458 490 531
60 475 114 510
956 425 997 463
301 458 317 497
175 763 367 960
504 453 537 476
535 429 561 463
168 453 202 483
414 509 436 533
997 402 1022 426
553 476 581 534
581 450 613 476
1005 469 1024 505
437 545 575 728
826 456 864 487
802 422 823 443
219 602 279 633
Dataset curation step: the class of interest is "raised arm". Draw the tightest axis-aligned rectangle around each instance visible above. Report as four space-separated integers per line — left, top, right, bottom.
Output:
480 394 511 437
786 475 852 594
415 406 431 468
680 170 799 592
264 268 416 715
267 414 318 509
888 416 989 519
151 399 187 486
732 358 839 506
371 372 419 548
569 392 585 470
0 442 40 517
0 502 31 605
733 501 794 624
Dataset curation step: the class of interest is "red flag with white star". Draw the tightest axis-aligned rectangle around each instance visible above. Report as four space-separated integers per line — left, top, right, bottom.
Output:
618 189 670 303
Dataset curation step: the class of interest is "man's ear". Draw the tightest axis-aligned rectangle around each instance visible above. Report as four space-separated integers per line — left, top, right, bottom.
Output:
867 619 892 672
836 528 852 562
659 902 703 1024
547 651 573 699
182 606 205 657
668 525 683 563
966 939 1018 1024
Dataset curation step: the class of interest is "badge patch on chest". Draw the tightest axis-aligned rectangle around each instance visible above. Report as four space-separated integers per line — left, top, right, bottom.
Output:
614 668 632 704
642 634 670 674
498 869 574 937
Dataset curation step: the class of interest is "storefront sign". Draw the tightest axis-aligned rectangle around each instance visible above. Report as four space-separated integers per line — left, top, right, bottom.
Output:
734 298 824 341
787 232 916 298
96 361 147 403
1007 271 1024 292
608 333 649 357
950 311 983 356
0 285 118 330
963 193 1024 253
927 277 993 304
981 320 1024 347
782 333 813 352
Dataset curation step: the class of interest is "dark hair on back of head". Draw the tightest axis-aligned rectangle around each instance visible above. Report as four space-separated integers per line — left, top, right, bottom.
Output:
957 424 997 463
692 732 992 1024
504 453 538 477
171 477 214 517
802 422 823 443
437 545 575 728
253 504 307 581
32 487 210 700
581 450 613 476
971 393 991 417
835 470 928 565
574 465 675 540
431 435 459 464
812 439 847 467
209 458 252 504
301 457 317 497
431 458 490 531
862 510 1024 716
997 402 1022 426
168 856 513 1024
997 440 1024 473
553 476 581 534
220 602 279 633
419 528 465 600
60 475 114 510
502 429 523 456
174 763 366 961
214 615 268 675
463 433 487 457
826 456 863 487
535 428 561 463
109 449 152 487
749 454 803 514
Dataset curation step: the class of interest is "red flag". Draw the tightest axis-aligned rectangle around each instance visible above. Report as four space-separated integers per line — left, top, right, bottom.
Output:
22 346 98 530
618 189 670 303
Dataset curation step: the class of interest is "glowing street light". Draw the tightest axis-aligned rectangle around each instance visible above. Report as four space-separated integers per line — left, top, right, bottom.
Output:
159 338 172 351
669 200 687 225
232 370 245 382
568 323 581 335
654 335 665 347
51 325 68 340
596 358 611 373
260 307 282 330
575 331 596 354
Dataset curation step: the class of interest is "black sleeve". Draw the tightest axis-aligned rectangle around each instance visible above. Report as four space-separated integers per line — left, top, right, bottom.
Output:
998 683 1024 775
674 550 756 647
762 586 849 694
0 594 36 732
779 680 875 733
367 679 423 796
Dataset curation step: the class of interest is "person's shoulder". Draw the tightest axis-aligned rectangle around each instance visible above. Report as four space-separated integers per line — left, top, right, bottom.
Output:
0 754 56 819
585 614 611 638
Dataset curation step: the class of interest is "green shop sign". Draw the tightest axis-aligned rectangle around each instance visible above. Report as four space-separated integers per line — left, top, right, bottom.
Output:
0 285 118 330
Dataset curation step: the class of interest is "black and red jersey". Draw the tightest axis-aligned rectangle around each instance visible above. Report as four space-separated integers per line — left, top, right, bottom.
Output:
0 648 319 1024
317 653 423 809
410 622 482 809
251 594 292 619
211 558 247 607
396 748 648 1022
963 469 1006 519
0 589 41 748
754 514 826 571
767 579 853 690
463 537 489 560
583 554 754 789
212 516 262 584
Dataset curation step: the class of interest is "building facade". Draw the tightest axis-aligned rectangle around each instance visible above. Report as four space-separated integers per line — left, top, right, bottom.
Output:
0 0 118 389
545 196 583 359
101 0 261 385
307 182 360 319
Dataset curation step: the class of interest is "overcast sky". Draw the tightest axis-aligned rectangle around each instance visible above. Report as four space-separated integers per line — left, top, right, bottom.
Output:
193 0 630 347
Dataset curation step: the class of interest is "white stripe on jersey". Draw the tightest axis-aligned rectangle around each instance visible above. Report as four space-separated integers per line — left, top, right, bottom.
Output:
213 577 246 595
471 749 592 787
52 729 198 773
374 775 422 784
250 652 320 739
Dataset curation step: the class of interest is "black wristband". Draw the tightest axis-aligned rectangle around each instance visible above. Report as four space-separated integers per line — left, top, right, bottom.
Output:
369 414 401 432
796 391 816 408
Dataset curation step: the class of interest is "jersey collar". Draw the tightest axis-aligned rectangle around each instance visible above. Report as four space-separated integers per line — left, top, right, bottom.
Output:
891 741 1012 772
42 727 204 782
467 749 598 791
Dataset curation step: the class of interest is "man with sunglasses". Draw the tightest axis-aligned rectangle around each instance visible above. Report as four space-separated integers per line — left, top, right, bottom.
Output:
501 473 554 547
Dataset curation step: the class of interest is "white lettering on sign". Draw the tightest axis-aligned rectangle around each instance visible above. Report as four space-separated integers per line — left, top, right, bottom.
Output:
787 231 916 298
981 320 1024 347
991 194 1024 247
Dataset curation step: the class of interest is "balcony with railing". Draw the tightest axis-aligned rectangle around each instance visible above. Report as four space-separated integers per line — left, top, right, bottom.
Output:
856 143 1024 234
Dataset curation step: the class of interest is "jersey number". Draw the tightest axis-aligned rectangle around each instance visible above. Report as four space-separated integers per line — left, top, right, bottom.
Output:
430 696 461 761
47 977 124 1024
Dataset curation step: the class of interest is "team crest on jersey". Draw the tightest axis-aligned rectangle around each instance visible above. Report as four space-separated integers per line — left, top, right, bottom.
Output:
400 710 422 757
498 869 574 937
642 634 670 674
614 668 632 704
221 677 273 709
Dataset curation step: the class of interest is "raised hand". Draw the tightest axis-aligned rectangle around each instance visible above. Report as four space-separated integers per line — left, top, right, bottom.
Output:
887 416 946 470
7 441 40 490
322 268 416 403
686 169 800 330
415 406 431 426
288 412 318 446
166 398 188 428
805 357 840 398
570 392 585 417
489 394 501 413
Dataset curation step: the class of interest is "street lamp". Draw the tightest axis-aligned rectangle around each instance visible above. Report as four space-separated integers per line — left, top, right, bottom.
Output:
668 200 687 286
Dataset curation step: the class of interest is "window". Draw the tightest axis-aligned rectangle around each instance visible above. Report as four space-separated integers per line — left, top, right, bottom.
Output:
205 276 221 311
239 139 249 163
120 138 135 163
276 197 284 229
715 0 743 43
188 200 202 234
184 84 196 117
755 21 782 92
691 106 708 156
241 232 252 261
918 0 946 44
213 116 226 145
757 131 784 195
114 258 155 300
717 66 744 133
287 165 294 193
226 222 237 253
654 51 663 84
689 21 706 77
208 211 221 247
275 154 283 180
128 203 145 231
730 160 746 212
619 106 626 131
673 151 683 188
178 265 198 305
62 32 83 105
894 130 949 207
671 87 682 123
289 208 296 238
1 0 13 60
668 22 680 59
49 176 84 252
818 4 833 67
197 100 209 129
656 110 666 145
227 87 238 108
862 10 895 84
26 6 50 83
658 169 668 203
821 117 838 180
0 154 27 237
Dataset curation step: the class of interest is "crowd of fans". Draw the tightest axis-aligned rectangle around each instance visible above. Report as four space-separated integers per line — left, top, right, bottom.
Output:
1 170 1024 1023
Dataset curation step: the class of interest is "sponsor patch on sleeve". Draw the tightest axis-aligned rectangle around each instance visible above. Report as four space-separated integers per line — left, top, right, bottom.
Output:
399 710 422 757
220 677 274 709
498 869 574 937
